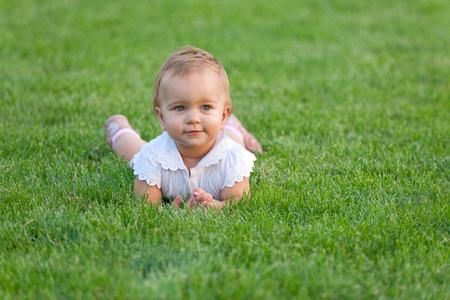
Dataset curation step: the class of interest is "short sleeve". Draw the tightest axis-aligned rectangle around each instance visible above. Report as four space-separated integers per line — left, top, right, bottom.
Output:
221 147 256 189
131 143 162 188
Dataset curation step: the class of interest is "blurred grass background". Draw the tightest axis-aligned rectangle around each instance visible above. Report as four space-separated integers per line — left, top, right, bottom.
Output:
1 0 449 298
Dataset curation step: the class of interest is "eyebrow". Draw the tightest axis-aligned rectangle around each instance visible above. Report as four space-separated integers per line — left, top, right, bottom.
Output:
166 98 219 107
166 99 190 107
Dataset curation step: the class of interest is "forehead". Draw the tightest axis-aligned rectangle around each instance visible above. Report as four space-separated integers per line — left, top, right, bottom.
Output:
160 69 226 97
161 68 223 85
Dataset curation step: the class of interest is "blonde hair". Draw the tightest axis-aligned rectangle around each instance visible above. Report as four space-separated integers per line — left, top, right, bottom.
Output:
153 46 232 109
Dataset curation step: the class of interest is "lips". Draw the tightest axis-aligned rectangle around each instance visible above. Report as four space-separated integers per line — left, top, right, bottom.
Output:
186 130 203 135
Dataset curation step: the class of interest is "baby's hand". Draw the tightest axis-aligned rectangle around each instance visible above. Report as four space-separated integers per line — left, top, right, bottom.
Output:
172 195 183 208
187 188 215 210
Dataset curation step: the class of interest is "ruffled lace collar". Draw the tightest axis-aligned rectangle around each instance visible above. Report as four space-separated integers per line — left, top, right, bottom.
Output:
150 131 237 171
195 131 235 168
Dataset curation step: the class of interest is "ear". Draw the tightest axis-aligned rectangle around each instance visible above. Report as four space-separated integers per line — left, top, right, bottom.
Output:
221 105 232 130
154 107 166 131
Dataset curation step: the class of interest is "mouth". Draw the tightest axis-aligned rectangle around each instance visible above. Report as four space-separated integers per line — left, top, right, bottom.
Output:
185 130 203 135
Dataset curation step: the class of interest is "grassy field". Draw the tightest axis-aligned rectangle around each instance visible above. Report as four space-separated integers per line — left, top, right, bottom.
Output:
1 0 449 298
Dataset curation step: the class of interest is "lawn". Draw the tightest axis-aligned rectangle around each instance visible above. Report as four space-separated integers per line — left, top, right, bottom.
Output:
1 0 449 298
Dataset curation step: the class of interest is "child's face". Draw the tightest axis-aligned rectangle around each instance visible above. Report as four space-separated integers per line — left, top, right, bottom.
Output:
155 70 231 154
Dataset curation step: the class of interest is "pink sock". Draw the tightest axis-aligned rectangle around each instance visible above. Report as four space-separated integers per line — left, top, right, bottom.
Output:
111 128 140 150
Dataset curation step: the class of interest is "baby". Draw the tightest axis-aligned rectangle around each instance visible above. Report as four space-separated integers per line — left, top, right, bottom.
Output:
105 46 262 210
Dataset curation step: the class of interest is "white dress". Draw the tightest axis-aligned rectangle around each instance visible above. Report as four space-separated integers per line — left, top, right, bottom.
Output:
131 131 256 201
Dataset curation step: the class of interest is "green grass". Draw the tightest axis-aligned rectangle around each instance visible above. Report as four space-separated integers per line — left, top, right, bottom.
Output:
1 0 449 298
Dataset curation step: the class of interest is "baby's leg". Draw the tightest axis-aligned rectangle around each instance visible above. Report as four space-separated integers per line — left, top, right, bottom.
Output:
105 115 146 162
226 114 263 153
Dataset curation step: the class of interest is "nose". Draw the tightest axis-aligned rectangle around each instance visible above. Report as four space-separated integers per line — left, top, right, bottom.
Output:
186 109 201 124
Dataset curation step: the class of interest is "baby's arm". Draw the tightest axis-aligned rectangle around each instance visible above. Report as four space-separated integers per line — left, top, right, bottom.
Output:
134 176 162 205
134 177 183 207
221 177 250 204
188 177 250 210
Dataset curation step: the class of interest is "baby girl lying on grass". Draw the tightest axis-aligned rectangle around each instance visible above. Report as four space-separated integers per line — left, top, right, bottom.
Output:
105 46 262 210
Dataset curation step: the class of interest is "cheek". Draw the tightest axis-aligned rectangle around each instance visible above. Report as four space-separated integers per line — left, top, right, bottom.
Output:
166 117 183 129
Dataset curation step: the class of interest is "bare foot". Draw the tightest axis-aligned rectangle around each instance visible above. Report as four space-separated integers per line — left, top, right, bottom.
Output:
105 114 135 148
226 114 263 154
105 115 145 162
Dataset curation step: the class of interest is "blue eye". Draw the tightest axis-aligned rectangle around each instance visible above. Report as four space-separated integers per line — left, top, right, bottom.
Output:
202 105 210 111
175 106 185 111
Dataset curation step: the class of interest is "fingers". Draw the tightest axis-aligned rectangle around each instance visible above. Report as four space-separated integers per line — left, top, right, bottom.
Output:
196 193 213 203
187 194 196 209
191 188 213 203
187 195 212 210
173 195 211 210
192 188 206 197
172 195 182 208
201 200 214 208
177 190 215 211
